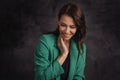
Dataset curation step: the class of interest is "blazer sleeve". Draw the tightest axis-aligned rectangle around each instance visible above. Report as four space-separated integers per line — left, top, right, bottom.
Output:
73 43 86 80
34 35 64 80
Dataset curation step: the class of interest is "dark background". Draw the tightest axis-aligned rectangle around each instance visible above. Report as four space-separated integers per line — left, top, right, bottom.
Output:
0 0 120 80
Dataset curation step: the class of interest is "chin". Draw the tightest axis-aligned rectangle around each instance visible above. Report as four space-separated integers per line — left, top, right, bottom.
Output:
63 37 71 41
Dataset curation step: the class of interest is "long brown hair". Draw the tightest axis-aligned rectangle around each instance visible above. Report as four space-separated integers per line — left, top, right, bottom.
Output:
54 3 87 54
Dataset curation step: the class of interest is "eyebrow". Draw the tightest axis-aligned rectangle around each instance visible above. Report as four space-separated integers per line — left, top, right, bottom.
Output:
60 22 75 27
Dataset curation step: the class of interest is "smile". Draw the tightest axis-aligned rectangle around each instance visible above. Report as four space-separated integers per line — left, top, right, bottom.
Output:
63 33 71 38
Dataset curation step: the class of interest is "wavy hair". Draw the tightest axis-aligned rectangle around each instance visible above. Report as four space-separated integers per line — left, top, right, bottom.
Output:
54 3 87 54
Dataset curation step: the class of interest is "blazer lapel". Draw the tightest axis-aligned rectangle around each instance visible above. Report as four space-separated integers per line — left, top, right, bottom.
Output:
68 39 78 80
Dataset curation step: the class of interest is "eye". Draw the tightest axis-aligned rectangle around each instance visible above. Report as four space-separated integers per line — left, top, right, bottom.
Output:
70 25 76 29
60 23 67 27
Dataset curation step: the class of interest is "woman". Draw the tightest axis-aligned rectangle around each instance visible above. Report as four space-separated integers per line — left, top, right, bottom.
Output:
34 2 87 80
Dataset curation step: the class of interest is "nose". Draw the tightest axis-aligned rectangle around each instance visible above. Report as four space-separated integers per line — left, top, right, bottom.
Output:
65 27 70 33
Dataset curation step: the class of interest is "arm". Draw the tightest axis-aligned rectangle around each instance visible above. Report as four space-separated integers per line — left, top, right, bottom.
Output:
34 35 64 80
73 43 86 80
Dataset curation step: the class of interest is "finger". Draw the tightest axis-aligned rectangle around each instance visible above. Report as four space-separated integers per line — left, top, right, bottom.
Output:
60 37 66 47
58 35 63 48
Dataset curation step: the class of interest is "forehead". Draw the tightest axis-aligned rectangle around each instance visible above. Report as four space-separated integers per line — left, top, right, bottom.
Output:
59 14 75 25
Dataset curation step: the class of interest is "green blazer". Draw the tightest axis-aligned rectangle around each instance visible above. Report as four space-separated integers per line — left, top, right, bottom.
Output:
34 34 86 80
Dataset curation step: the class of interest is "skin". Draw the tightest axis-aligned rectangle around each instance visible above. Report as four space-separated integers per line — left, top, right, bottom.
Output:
57 14 77 65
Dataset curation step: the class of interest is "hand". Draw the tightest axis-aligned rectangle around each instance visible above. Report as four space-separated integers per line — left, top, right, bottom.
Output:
57 35 69 55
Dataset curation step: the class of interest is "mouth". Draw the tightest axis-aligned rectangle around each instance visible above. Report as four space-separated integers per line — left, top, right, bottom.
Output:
63 33 71 38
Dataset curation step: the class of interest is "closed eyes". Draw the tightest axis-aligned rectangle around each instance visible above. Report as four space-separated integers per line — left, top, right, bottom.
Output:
59 22 76 29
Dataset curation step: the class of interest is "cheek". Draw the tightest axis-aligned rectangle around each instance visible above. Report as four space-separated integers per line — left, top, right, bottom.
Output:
71 29 77 34
59 26 65 32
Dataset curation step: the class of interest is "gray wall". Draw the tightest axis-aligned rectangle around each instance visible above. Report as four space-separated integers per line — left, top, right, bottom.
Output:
0 0 120 80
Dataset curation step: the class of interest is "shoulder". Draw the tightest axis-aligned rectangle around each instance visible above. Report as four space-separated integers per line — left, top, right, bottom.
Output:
38 33 57 46
80 43 87 62
82 43 86 52
39 33 57 41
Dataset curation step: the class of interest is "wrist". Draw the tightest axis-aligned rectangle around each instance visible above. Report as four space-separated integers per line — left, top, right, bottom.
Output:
61 52 68 57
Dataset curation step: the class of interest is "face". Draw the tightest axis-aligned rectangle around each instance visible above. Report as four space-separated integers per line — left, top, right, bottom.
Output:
58 14 77 41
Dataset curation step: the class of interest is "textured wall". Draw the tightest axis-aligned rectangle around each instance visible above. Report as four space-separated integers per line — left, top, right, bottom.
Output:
0 0 120 80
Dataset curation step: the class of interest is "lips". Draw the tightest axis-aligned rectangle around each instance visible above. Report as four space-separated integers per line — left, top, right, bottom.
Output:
63 33 71 38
